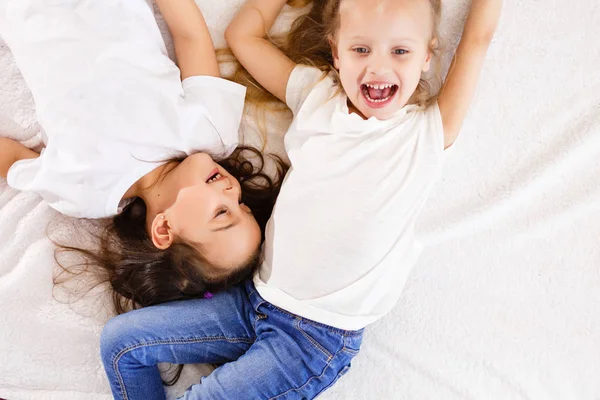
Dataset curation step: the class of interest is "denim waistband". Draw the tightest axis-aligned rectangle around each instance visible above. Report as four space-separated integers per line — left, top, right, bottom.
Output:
243 280 364 337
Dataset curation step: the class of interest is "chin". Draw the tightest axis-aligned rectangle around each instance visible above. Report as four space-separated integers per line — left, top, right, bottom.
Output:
360 106 401 121
353 94 406 121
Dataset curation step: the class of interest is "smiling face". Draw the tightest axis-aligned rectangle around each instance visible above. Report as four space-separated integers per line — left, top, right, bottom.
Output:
153 153 262 271
332 0 435 120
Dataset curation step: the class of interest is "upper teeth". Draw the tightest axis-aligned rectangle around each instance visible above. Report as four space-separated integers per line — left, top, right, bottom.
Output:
208 173 222 183
365 83 394 89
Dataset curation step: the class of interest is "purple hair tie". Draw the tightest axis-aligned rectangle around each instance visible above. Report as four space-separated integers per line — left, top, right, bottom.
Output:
203 291 214 299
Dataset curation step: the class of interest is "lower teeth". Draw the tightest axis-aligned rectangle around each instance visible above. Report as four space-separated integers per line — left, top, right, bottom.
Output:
367 94 390 103
364 88 394 103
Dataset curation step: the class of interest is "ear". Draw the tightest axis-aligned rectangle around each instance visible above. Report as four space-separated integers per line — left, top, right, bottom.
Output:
329 36 340 70
422 38 437 72
150 214 174 250
422 53 432 72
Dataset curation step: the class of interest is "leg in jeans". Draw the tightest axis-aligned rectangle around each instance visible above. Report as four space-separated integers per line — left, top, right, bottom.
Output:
100 283 256 400
101 281 363 400
178 292 364 400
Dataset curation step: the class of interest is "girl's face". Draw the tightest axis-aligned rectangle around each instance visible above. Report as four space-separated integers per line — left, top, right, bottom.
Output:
332 0 434 120
158 153 261 270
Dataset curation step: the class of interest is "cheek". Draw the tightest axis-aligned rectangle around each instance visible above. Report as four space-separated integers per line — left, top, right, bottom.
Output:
170 186 211 229
397 60 425 84
412 61 427 84
337 58 361 93
178 185 209 210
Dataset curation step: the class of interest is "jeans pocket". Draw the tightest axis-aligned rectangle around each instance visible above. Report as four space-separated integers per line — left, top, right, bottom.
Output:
294 319 336 362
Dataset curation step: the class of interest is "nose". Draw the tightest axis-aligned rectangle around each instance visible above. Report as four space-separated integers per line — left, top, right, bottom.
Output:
221 178 239 198
223 177 234 191
221 180 242 209
366 51 391 75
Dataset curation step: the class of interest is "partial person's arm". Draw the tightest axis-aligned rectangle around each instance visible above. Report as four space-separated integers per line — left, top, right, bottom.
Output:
437 0 502 149
0 138 39 179
155 0 220 80
225 0 297 102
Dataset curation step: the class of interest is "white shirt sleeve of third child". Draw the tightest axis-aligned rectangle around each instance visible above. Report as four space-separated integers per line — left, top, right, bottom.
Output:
285 65 326 116
181 76 247 158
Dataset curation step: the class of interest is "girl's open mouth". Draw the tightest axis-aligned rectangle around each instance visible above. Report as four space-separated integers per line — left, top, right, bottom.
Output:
361 83 398 108
205 168 225 183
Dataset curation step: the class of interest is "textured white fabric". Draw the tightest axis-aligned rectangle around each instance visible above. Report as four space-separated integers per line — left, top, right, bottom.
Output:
2 0 245 218
254 65 445 330
1 0 600 399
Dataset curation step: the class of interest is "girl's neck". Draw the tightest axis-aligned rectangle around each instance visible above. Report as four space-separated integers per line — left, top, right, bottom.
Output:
123 161 180 214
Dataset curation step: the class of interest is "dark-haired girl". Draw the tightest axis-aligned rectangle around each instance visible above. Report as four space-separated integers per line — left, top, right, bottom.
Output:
0 0 285 312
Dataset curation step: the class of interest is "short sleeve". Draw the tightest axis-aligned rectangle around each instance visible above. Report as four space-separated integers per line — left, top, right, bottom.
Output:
181 76 247 156
285 65 326 115
425 102 446 155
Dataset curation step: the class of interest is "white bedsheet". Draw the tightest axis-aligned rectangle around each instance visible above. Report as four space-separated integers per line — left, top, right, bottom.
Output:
1 0 599 399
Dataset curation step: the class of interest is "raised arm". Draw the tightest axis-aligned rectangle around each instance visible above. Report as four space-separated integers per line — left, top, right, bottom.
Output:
437 0 502 149
225 0 297 102
155 0 220 80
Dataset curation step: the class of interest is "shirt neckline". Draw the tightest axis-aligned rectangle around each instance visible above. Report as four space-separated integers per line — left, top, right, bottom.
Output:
335 90 418 126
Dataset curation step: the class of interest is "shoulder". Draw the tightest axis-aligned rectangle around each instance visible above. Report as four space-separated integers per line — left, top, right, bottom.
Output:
287 65 327 89
419 103 445 154
396 103 445 154
286 65 331 115
179 76 245 154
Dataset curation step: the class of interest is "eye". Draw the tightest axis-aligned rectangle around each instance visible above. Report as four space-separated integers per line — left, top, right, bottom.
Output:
352 47 369 54
215 208 228 218
393 48 408 55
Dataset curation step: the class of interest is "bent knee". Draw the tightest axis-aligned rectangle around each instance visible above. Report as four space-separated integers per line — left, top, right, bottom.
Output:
100 313 138 362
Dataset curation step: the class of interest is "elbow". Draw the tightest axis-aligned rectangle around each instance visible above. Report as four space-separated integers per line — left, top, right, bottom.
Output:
224 25 234 45
225 26 252 57
224 25 241 49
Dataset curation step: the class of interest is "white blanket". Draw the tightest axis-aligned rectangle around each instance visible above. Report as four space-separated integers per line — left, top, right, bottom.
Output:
1 0 599 399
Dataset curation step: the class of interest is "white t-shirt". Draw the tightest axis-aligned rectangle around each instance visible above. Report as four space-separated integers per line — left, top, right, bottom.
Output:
254 65 446 330
1 0 245 218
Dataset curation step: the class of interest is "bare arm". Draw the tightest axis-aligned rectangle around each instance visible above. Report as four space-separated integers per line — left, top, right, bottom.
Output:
225 0 297 102
155 0 220 80
438 0 502 149
0 138 39 179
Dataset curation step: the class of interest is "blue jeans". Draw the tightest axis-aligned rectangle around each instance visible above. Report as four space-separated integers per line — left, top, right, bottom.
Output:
100 280 363 399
